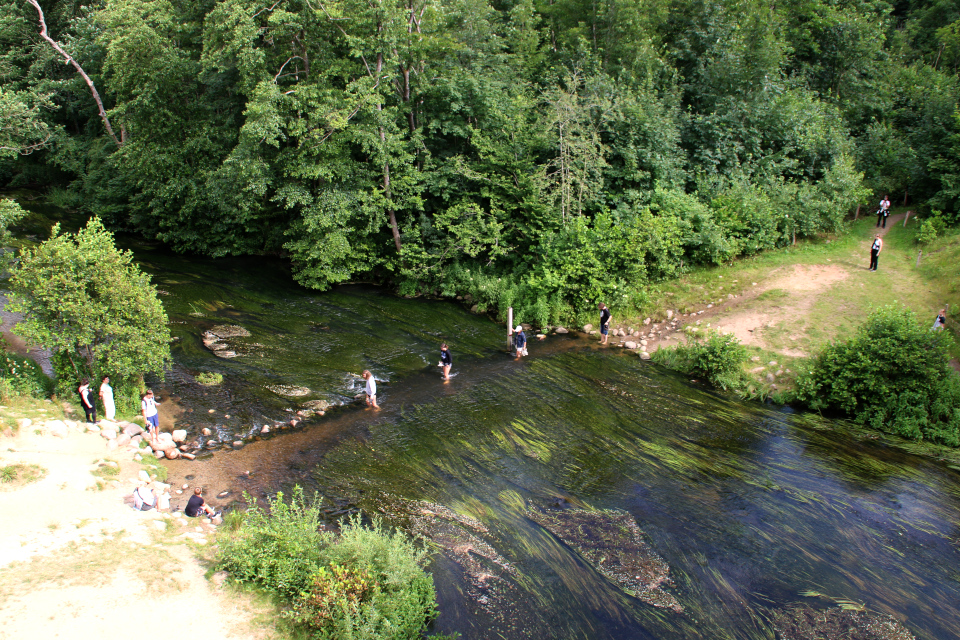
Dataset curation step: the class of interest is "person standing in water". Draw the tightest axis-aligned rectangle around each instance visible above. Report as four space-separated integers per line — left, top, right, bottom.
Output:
99 376 115 421
362 370 379 409
869 234 882 271
514 326 527 358
439 343 453 380
598 303 612 345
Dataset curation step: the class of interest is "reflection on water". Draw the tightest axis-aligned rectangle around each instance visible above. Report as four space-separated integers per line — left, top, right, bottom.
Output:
138 249 960 640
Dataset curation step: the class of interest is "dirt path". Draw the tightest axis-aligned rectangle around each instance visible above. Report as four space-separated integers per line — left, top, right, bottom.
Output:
607 212 956 366
0 421 277 640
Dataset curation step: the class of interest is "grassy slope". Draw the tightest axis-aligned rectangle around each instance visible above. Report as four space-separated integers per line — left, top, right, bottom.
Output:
624 207 960 386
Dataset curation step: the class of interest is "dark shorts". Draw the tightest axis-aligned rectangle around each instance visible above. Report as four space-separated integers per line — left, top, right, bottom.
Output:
600 325 609 335
146 414 159 428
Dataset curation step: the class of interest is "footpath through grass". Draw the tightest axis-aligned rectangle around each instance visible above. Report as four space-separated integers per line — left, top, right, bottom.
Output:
634 208 959 361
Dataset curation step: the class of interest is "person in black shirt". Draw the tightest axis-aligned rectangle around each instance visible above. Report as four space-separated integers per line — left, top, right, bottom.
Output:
78 378 97 424
514 326 527 358
439 343 453 380
185 487 218 518
598 303 612 345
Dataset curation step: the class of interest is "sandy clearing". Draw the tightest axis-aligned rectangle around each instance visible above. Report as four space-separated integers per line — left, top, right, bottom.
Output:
0 424 275 640
711 264 850 356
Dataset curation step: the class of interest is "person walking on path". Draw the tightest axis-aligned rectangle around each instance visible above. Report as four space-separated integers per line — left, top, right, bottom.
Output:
876 195 891 228
99 376 115 421
514 326 527 358
78 379 97 423
439 343 453 380
869 234 883 271
598 303 612 345
141 389 160 443
933 308 947 331
363 370 379 409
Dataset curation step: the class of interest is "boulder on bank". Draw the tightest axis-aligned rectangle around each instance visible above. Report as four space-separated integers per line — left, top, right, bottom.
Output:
172 429 187 443
639 352 651 360
555 327 569 334
583 323 594 331
624 341 638 350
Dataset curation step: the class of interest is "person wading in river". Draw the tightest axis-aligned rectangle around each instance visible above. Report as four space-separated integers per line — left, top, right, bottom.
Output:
439 343 453 380
363 370 379 409
598 303 612 345
513 326 527 358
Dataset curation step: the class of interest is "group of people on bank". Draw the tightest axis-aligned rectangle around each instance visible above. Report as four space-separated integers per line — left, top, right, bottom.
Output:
77 377 161 445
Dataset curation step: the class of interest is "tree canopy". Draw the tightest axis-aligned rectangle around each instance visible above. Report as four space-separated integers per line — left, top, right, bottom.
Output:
0 0 958 323
9 217 172 388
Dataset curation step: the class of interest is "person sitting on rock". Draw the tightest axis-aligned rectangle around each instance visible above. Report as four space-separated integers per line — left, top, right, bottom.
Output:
133 486 156 511
185 487 219 518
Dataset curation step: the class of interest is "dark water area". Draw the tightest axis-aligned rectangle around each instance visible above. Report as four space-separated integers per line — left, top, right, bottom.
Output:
96 245 960 639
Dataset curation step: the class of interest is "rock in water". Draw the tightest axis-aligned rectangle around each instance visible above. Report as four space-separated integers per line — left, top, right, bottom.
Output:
172 429 187 443
639 352 652 360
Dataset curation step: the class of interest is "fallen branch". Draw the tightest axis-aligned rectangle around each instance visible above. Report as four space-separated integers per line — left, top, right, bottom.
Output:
26 0 122 147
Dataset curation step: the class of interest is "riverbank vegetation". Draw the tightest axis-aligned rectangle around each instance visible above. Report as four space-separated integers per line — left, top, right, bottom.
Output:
216 487 438 640
8 218 171 410
1 0 958 327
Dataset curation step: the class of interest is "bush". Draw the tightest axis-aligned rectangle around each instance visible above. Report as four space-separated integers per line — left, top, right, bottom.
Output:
917 211 947 246
195 372 223 386
652 331 746 390
796 305 960 445
0 351 52 399
289 516 437 640
217 488 438 640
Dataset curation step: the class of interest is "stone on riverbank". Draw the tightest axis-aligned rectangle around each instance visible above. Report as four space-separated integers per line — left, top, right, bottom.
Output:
624 341 638 350
640 352 651 360
583 323 594 331
555 327 569 334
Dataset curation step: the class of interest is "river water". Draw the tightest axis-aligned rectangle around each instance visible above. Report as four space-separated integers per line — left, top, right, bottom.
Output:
122 247 960 639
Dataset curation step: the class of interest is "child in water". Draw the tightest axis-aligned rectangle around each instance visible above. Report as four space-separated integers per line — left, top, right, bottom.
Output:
439 344 453 380
362 370 379 409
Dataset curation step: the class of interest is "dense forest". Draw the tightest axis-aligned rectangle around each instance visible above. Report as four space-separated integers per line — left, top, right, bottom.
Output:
1 0 959 325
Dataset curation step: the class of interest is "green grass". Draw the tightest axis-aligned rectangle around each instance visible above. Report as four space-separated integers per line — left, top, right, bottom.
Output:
635 208 957 358
195 371 224 386
0 463 46 489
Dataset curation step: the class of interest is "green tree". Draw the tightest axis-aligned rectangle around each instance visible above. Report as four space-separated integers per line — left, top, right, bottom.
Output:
9 217 172 392
0 198 27 242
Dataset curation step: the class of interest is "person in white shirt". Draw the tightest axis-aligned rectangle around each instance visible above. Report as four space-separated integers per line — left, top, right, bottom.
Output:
99 376 115 421
362 370 379 409
876 196 891 228
141 389 160 443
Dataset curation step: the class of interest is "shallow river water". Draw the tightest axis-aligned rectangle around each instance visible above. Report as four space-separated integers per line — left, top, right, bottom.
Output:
134 247 960 640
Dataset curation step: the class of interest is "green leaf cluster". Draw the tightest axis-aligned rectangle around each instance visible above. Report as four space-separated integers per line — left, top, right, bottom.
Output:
217 487 437 640
796 305 960 445
8 217 172 389
652 330 747 390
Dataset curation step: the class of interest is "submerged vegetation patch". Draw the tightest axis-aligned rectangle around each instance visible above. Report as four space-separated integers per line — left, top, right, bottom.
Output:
526 506 683 613
772 603 915 640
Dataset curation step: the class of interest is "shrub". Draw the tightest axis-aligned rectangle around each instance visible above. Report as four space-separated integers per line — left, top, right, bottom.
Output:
216 487 331 599
917 211 947 246
217 488 438 640
653 331 747 390
0 351 52 399
796 305 960 445
195 371 223 386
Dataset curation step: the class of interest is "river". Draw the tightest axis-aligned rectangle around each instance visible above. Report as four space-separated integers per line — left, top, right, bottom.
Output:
97 245 960 639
